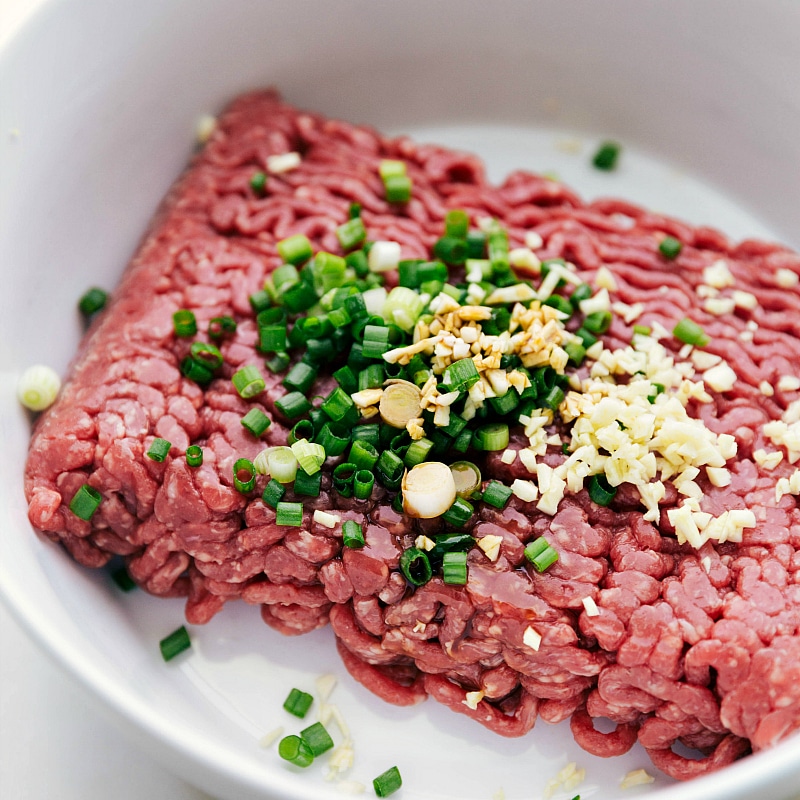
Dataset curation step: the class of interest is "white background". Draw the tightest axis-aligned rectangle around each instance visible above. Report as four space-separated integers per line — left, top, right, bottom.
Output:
0 1 211 798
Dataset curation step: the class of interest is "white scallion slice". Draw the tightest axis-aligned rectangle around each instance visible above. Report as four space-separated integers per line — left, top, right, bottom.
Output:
17 364 61 411
402 462 456 519
379 381 422 429
267 446 298 483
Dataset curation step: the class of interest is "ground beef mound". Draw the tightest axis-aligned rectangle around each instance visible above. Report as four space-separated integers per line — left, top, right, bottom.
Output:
24 90 800 781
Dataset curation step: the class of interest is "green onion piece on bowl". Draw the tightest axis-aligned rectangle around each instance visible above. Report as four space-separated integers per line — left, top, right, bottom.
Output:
373 766 403 798
159 625 191 662
283 687 313 718
592 140 621 170
78 286 108 316
300 721 334 757
278 735 314 768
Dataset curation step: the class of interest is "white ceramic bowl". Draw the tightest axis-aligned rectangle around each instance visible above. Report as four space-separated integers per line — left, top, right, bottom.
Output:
2 2 800 799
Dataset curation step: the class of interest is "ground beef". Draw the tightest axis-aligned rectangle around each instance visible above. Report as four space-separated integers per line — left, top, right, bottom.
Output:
24 89 800 782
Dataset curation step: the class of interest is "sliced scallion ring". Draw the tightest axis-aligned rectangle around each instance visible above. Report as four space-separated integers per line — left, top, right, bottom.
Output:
379 381 422 429
401 462 456 519
450 461 481 498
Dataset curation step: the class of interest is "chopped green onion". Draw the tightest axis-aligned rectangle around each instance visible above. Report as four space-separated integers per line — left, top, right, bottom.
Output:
277 234 313 266
359 364 385 391
349 439 380 471
250 170 267 195
233 457 256 493
404 437 433 468
147 438 171 462
543 294 573 316
278 735 314 768
382 286 425 332
373 766 403 798
451 428 473 454
349 202 362 219
283 361 318 394
482 480 513 509
241 407 271 437
440 357 480 392
232 365 266 398
69 484 102 520
633 324 652 337
362 324 390 359
259 323 287 353
564 341 586 366
172 309 196 337
379 159 407 180
583 310 613 335
588 473 617 506
289 419 315 445
180 356 214 385
442 496 474 528
282 281 320 313
450 461 481 498
185 445 203 467
321 386 356 422
208 315 237 339
673 317 710 347
473 423 509 452
293 468 321 497
543 385 566 411
291 439 326 475
111 566 136 592
159 625 191 662
316 421 351 457
249 289 273 314
300 721 334 757
332 462 357 495
337 217 367 251
276 391 312 420
524 537 559 572
284 687 314 717
488 390 520 417
265 351 291 373
570 283 593 308
659 235 682 259
353 469 375 499
262 478 286 508
78 287 108 316
276 501 304 527
400 547 433 587
376 450 404 489
592 140 621 170
384 174 412 203
333 364 359 395
433 235 467 265
575 326 599 349
343 519 365 548
442 551 468 585
444 209 469 239
188 342 223 371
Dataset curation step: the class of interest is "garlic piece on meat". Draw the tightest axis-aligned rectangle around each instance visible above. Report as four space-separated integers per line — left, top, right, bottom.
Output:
402 462 456 519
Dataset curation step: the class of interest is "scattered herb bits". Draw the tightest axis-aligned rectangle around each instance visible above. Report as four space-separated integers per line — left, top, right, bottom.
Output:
278 735 314 768
299 721 334 757
283 687 314 718
592 140 621 170
159 625 191 662
78 286 108 316
373 765 403 797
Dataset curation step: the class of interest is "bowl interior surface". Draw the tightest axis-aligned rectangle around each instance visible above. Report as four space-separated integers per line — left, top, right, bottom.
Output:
1 1 800 799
